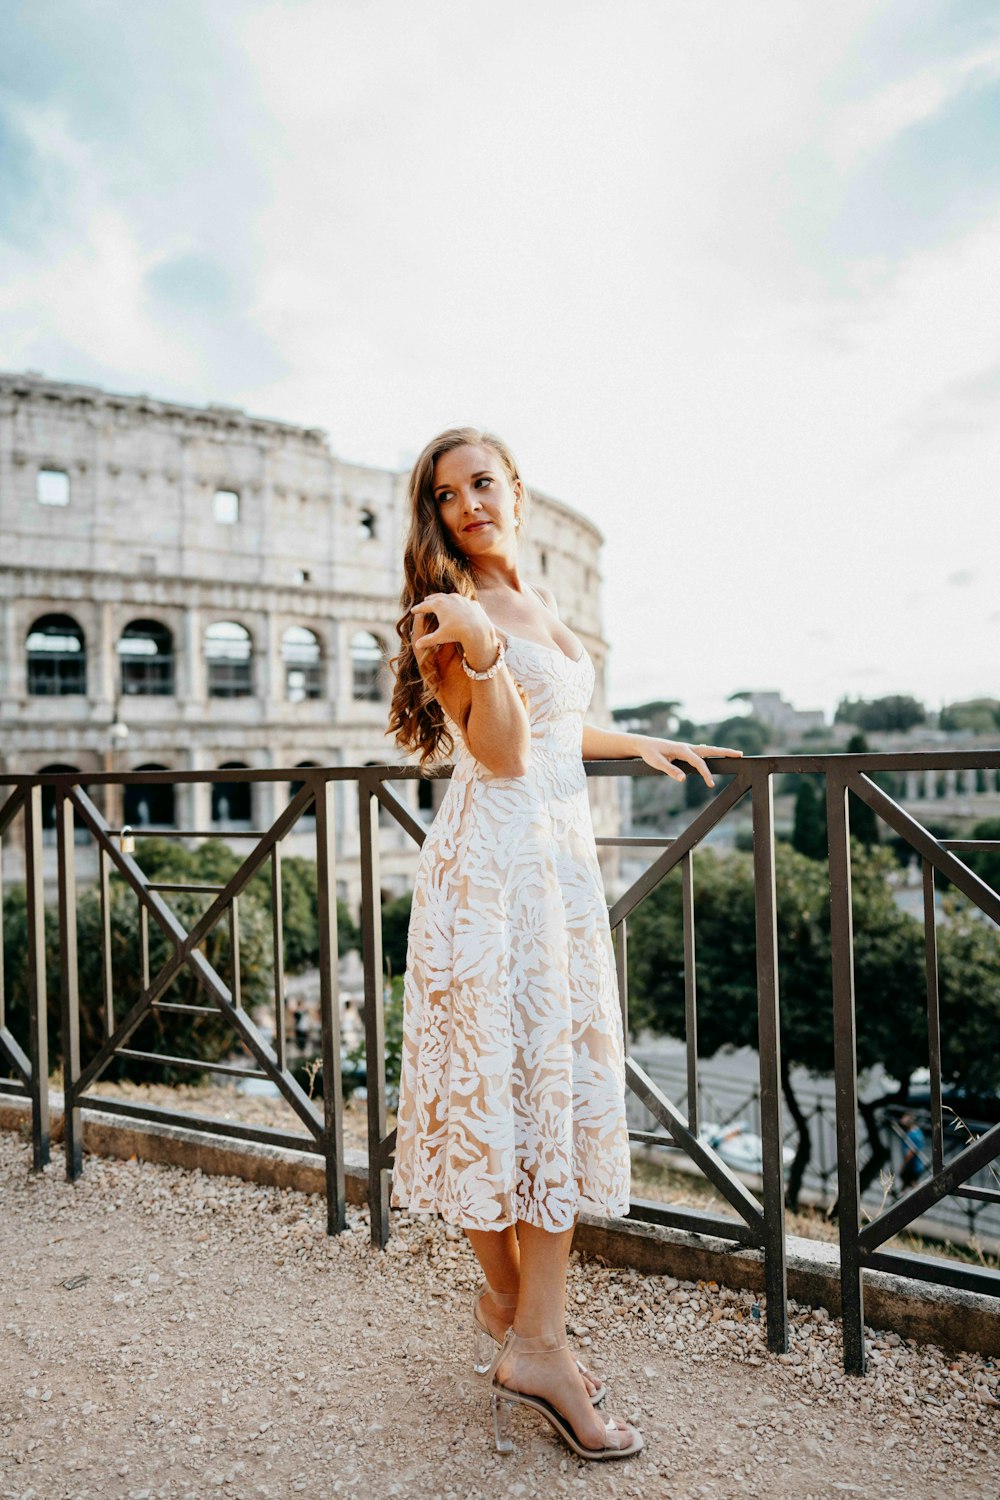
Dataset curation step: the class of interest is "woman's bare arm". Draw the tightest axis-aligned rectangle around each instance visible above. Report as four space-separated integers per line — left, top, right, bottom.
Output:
582 721 743 784
413 605 531 778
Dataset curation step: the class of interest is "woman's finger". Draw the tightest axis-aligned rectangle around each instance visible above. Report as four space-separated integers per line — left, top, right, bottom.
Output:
667 745 714 786
649 752 685 782
695 744 744 757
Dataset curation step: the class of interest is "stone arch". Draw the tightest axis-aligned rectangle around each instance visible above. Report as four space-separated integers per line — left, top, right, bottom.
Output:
27 613 86 696
211 762 252 827
282 626 323 702
119 619 174 697
350 630 387 702
205 621 253 698
124 764 176 828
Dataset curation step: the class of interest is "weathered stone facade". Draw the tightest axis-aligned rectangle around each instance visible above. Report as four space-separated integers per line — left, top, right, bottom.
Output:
0 372 619 908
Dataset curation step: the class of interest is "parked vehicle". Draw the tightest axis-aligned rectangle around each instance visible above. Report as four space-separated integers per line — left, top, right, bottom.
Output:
697 1120 796 1175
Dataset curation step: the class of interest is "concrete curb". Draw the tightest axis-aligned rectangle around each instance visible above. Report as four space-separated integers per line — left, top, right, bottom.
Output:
3 1090 998 1359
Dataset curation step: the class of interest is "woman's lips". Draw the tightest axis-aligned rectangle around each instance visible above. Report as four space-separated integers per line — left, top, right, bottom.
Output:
464 520 491 532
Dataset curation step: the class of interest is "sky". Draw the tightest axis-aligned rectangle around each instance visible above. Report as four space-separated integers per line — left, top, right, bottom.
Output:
1 0 999 726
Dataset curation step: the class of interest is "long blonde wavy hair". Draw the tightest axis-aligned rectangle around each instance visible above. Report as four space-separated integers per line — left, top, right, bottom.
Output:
387 426 530 767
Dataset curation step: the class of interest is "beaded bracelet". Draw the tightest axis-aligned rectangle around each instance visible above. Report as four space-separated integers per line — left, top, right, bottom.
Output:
461 635 506 680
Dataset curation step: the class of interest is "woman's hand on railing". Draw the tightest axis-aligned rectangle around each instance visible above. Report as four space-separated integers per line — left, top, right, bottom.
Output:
630 736 744 787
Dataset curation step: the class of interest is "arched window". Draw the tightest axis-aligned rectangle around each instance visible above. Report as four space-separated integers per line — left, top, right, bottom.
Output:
27 614 86 696
359 507 377 540
119 619 174 696
282 627 322 702
205 621 253 698
124 765 176 828
37 764 89 844
350 630 385 702
211 763 252 828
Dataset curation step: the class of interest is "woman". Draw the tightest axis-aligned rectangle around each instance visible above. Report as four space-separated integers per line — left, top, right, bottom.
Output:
387 427 742 1460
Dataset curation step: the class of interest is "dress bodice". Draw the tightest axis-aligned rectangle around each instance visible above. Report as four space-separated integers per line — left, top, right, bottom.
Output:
444 633 595 778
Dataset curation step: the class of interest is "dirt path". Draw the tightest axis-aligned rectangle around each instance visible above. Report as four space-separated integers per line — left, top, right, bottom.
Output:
1 1130 996 1500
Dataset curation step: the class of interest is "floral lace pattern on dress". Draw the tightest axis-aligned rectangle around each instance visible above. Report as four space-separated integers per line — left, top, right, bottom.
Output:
389 633 632 1232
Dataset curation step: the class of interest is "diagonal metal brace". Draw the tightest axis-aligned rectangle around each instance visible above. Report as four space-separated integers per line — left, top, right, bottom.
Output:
68 785 324 1137
849 773 1000 923
859 1118 1000 1253
626 1057 766 1239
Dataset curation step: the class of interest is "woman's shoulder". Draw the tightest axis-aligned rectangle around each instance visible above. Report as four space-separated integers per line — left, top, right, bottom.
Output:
529 581 560 618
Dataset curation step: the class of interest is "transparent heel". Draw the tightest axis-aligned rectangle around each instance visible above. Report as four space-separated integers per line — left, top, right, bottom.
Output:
486 1328 643 1462
471 1282 518 1376
491 1390 514 1453
473 1315 496 1376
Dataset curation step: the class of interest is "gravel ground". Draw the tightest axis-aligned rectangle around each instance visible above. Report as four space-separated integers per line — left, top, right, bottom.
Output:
1 1130 997 1500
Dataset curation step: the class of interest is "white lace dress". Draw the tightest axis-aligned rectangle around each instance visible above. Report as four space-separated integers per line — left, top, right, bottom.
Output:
389 630 631 1233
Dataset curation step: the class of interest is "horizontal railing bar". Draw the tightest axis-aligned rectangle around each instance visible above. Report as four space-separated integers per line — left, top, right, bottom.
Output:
863 1248 1000 1299
0 1080 29 1098
4 749 1000 791
626 1197 761 1245
941 840 1000 851
112 829 271 839
75 1094 322 1153
147 882 228 894
629 1129 675 1146
953 1184 1000 1204
115 1049 270 1080
150 1001 220 1016
596 836 676 847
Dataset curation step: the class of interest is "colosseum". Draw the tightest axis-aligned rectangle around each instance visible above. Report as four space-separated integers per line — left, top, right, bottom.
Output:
0 371 620 909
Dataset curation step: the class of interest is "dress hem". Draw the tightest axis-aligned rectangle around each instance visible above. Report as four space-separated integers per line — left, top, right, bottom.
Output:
388 1190 632 1234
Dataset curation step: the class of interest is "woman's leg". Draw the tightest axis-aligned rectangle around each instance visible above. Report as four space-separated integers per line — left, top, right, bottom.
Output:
500 1221 634 1451
465 1226 520 1340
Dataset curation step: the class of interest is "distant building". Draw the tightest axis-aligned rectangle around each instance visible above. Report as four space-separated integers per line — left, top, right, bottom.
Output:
737 691 826 740
0 371 620 906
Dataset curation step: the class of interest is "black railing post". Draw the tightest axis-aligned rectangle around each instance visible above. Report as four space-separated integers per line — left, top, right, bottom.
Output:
359 771 390 1247
681 850 698 1136
751 770 788 1352
23 782 50 1171
56 784 83 1180
827 767 865 1374
613 914 628 1053
313 775 346 1234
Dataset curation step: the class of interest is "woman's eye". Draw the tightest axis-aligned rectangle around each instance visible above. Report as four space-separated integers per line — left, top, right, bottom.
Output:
474 477 493 489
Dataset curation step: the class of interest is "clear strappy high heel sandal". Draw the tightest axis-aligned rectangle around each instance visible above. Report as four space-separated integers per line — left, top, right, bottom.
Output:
471 1282 607 1405
487 1328 643 1460
471 1283 519 1374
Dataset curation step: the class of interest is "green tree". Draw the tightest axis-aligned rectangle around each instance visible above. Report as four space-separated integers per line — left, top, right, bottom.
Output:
834 695 926 733
380 891 414 981
846 733 879 847
712 715 771 757
625 842 965 1205
0 838 360 1085
939 698 1000 734
792 777 827 860
966 817 1000 899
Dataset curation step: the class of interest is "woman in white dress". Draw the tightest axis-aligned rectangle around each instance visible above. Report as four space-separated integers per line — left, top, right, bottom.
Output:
386 427 742 1460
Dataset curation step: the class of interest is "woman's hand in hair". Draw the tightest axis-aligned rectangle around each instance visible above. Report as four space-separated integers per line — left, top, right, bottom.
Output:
410 592 498 672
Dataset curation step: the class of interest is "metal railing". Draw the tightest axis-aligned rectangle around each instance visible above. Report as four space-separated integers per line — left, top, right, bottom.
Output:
1 751 998 1375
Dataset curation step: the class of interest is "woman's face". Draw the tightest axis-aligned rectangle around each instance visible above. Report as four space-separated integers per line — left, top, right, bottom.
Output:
432 443 521 557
